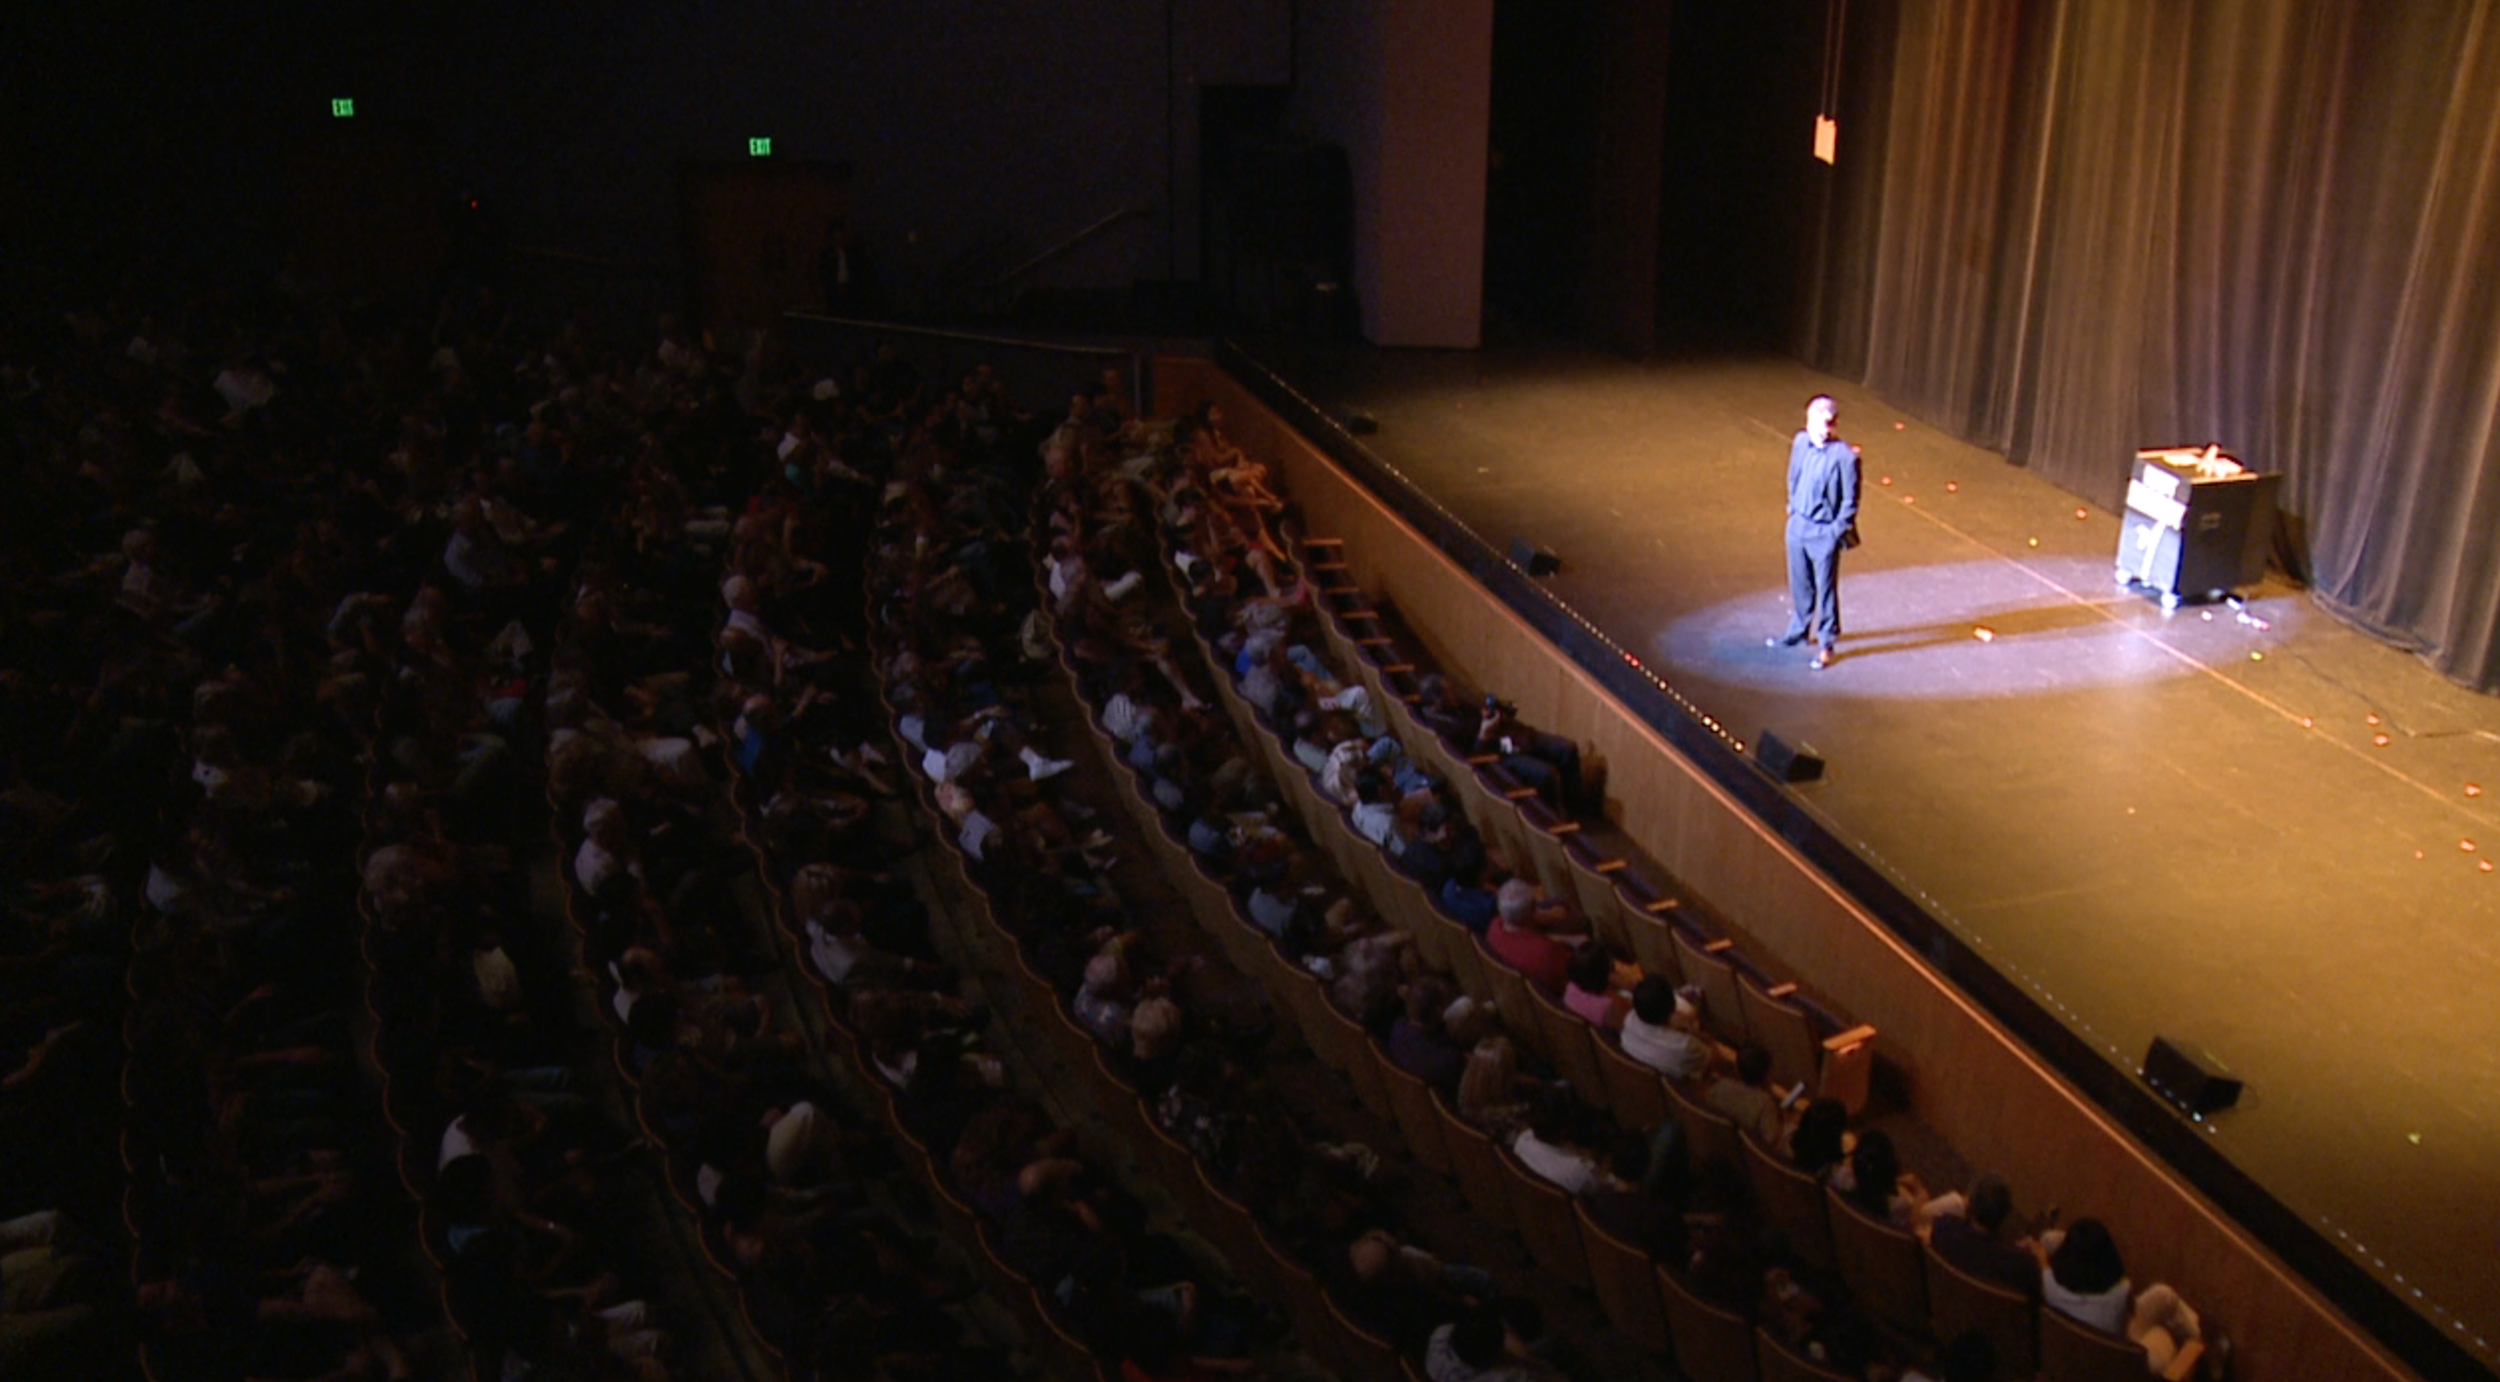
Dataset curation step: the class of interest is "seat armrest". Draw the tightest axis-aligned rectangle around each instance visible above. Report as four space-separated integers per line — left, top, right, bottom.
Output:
1822 1024 1877 1053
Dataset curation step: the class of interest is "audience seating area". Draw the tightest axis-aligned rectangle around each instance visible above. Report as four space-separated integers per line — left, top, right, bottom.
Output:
987 367 2229 1382
2 256 2259 1382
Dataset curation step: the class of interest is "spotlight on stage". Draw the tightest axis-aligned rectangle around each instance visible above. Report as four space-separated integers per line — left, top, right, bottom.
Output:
1506 537 1561 576
1754 729 1825 783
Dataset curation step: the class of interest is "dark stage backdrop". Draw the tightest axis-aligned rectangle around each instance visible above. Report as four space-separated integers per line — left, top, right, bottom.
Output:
1800 0 2500 691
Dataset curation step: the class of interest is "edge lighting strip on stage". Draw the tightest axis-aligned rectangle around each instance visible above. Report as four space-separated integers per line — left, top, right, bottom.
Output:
1211 338 2476 1382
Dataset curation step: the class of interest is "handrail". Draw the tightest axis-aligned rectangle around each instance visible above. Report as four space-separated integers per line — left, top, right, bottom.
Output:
978 204 1154 291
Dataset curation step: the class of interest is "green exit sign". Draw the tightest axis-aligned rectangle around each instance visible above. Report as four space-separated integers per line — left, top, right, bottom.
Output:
748 137 772 157
331 98 355 118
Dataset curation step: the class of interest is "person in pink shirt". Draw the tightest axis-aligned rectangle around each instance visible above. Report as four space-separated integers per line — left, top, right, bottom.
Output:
1562 944 1632 1031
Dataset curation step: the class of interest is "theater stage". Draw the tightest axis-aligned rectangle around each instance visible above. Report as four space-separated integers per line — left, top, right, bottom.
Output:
1238 337 2500 1371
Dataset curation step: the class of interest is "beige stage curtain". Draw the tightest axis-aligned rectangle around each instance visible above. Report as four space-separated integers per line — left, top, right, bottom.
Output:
1805 0 2500 689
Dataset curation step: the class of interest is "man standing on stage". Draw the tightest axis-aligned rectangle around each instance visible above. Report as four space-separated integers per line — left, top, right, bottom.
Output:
1770 394 1860 669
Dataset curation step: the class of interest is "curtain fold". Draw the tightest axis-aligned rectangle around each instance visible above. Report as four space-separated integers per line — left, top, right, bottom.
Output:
1807 0 2500 689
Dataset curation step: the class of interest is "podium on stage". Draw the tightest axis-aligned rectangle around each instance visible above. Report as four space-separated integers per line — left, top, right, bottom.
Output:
2116 445 2278 608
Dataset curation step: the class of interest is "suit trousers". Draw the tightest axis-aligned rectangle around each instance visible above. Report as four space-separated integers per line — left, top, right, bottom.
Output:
1784 526 1847 644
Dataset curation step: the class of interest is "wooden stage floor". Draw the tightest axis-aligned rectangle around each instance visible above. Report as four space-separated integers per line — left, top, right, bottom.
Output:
1243 336 2500 1371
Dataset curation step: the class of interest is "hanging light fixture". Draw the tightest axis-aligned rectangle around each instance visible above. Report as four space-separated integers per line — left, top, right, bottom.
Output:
1814 0 1849 164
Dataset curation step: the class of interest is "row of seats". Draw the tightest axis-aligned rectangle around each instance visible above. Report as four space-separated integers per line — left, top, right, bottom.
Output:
1042 403 1787 1380
1150 390 2210 1382
866 380 1614 1381
698 481 1030 1381
534 346 1062 1381
858 372 1315 1381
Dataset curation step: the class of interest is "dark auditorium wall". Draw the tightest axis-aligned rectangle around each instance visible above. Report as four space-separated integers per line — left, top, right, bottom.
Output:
1479 0 1806 356
9 0 1292 307
1483 0 1677 353
1653 0 1828 351
1793 0 2500 692
1289 0 1495 347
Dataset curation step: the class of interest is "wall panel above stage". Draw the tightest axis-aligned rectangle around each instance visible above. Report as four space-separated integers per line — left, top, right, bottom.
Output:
1153 353 2431 1382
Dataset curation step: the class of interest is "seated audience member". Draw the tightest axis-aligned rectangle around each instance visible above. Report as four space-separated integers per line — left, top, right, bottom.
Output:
1927 1173 2038 1298
1071 952 1132 1046
2028 1212 2204 1369
2125 1284 2206 1376
0 1209 102 1367
1454 1016 1530 1134
1385 978 1468 1093
1583 1132 1682 1258
1509 1089 1604 1197
1834 1128 1933 1231
1618 977 1711 1083
1438 854 1499 937
1243 860 1300 939
1184 802 1235 871
444 497 521 593
1330 1227 1495 1356
1703 1043 1789 1151
1424 1300 1558 1382
1326 924 1410 1024
1561 944 1631 1032
1473 696 1587 815
1787 1098 1849 1179
1410 674 1480 750
1482 880 1573 991
1348 771 1399 848
2033 1216 2132 1335
1154 1046 1245 1179
1397 799 1480 894
1122 996 1185 1094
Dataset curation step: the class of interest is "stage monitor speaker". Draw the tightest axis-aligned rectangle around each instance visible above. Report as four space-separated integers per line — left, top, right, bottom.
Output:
2142 1036 2242 1115
1507 538 1561 576
1754 730 1824 783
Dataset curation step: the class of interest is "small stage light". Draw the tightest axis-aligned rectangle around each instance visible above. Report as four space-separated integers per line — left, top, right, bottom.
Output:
1946 482 1959 493
2483 860 2495 873
2467 783 2482 797
2462 840 2477 853
2374 733 2391 746
1879 475 1893 486
1972 627 1995 642
2074 507 2089 519
1894 421 1905 431
2027 537 2039 547
2366 713 2382 725
2250 652 2265 662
